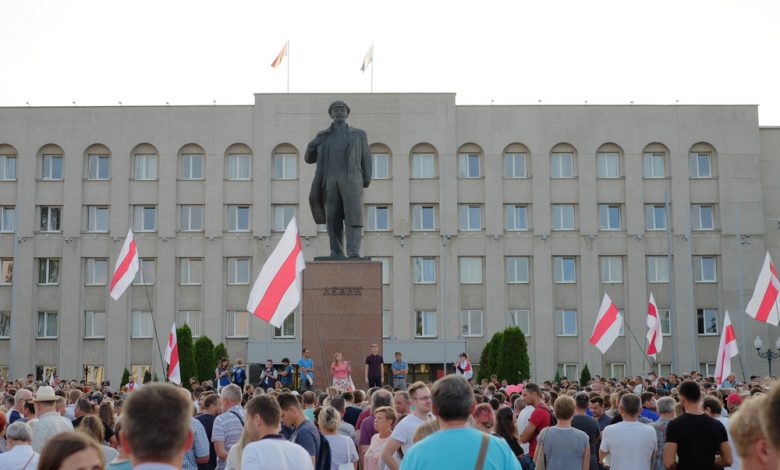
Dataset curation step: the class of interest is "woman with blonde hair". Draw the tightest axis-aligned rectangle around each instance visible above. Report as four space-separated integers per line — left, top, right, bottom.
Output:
38 431 105 470
319 405 359 469
77 415 119 463
330 352 352 392
364 406 397 470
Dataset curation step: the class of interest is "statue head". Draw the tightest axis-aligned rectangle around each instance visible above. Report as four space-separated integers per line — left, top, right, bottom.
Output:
328 100 351 123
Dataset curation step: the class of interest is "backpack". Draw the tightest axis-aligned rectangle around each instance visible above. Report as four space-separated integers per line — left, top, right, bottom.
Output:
315 431 331 470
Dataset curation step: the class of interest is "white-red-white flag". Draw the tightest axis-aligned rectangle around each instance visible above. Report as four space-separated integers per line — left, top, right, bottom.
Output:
247 217 305 328
164 321 181 385
646 293 663 358
109 229 139 300
745 252 780 326
714 311 739 386
271 41 288 68
361 45 373 72
590 293 623 354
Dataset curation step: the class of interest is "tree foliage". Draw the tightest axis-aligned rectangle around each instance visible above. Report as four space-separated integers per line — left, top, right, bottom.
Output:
214 343 229 368
194 336 216 384
497 327 530 384
580 363 592 385
120 368 130 388
477 340 493 382
176 324 196 390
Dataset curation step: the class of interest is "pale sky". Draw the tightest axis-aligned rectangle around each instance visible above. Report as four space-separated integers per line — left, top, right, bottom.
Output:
1 0 779 124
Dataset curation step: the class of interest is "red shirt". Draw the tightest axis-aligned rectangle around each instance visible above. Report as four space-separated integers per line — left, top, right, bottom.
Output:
528 404 552 455
356 408 371 430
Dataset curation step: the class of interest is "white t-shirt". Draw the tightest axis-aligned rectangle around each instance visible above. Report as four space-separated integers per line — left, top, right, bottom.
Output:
600 421 657 470
716 416 740 470
390 413 425 453
324 434 359 468
241 438 314 470
516 405 535 455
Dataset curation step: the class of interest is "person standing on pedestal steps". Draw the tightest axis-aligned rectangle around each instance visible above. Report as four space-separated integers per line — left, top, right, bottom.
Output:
305 100 372 259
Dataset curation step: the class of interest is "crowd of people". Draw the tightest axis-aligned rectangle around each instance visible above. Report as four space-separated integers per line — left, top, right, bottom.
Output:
0 356 779 470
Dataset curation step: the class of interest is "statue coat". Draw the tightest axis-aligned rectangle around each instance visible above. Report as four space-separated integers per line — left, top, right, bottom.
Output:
305 123 372 225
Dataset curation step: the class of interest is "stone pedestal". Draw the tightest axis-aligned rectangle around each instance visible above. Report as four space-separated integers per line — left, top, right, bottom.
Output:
302 260 382 392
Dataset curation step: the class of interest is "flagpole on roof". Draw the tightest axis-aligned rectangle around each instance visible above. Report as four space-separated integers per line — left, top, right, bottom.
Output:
287 40 290 94
370 43 374 93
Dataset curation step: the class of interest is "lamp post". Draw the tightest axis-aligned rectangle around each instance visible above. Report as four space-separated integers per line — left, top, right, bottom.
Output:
753 336 780 376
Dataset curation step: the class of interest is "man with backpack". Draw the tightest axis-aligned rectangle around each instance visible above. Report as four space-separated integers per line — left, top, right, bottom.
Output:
518 383 554 470
277 392 330 470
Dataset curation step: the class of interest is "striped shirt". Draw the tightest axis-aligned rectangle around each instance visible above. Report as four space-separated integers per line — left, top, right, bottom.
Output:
31 411 74 452
212 405 245 470
183 418 209 470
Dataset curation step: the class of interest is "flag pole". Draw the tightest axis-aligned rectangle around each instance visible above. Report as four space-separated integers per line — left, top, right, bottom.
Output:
623 320 653 368
286 40 290 94
370 44 374 93
735 205 748 383
140 268 167 382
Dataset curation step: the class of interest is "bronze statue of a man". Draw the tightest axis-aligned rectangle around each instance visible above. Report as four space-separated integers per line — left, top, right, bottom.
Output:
305 100 372 258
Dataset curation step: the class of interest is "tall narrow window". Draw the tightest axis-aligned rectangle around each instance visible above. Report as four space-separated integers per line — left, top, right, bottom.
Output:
227 258 250 285
691 204 715 230
550 153 573 178
37 312 58 338
227 154 251 180
557 310 577 336
0 259 13 284
504 153 527 178
366 206 390 231
689 153 712 178
458 153 481 178
273 154 297 180
0 155 16 180
645 204 668 230
506 257 530 284
131 311 153 338
273 206 296 231
458 205 482 231
178 311 201 337
0 207 15 232
552 204 575 230
38 258 60 285
0 312 11 337
42 155 63 180
87 155 110 180
133 206 156 232
553 257 576 283
226 205 250 232
85 258 108 285
411 154 435 179
180 154 204 180
415 310 437 338
372 154 389 179
505 205 528 231
697 308 718 335
694 256 717 283
597 153 620 178
643 153 665 178
647 256 670 283
412 257 436 284
412 205 436 231
39 206 61 232
600 256 623 283
274 314 295 338
509 310 531 336
598 204 622 230
86 206 109 232
134 154 157 180
84 311 106 339
179 205 203 232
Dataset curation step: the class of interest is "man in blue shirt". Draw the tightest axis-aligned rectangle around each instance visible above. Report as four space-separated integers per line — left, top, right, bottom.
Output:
298 348 314 392
640 392 659 421
391 352 409 390
401 375 520 470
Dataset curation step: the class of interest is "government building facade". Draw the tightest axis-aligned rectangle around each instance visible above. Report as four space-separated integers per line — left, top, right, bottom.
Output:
1 93 779 385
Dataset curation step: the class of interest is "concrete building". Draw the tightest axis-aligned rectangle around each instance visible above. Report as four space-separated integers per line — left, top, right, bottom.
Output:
0 93 779 385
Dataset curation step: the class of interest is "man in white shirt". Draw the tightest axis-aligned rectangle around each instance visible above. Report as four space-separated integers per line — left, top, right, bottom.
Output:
30 386 73 452
600 393 657 470
381 381 432 470
514 395 534 455
241 395 313 470
0 422 39 469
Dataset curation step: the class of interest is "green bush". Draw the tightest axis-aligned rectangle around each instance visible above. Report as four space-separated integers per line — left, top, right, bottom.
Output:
214 343 228 369
580 363 592 385
194 336 216 384
477 340 493 382
488 331 504 380
176 324 196 390
120 368 130 388
497 327 530 384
